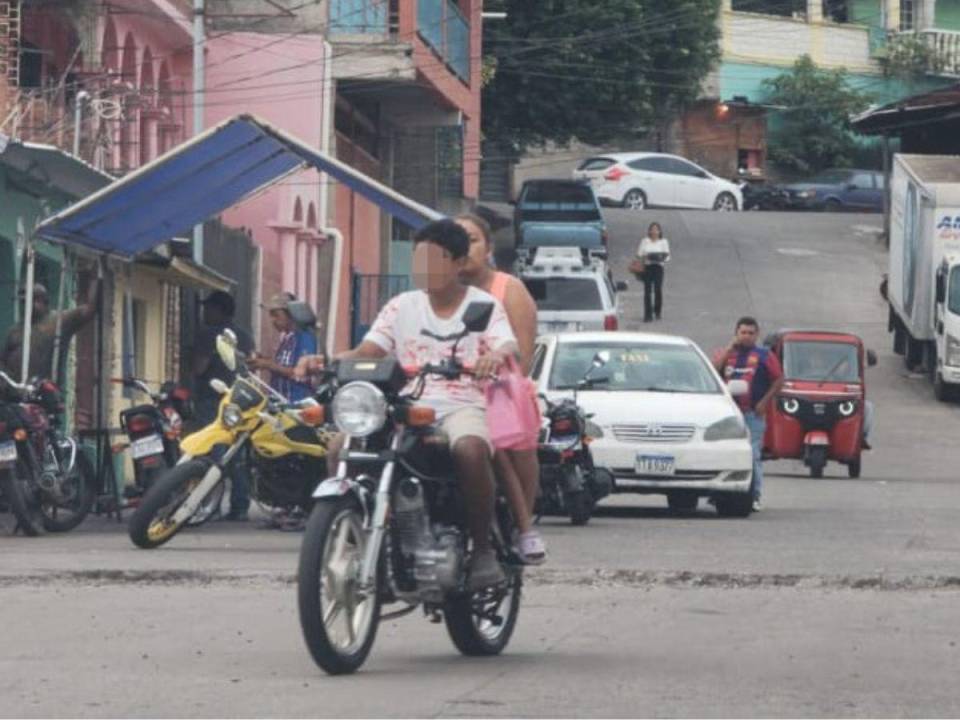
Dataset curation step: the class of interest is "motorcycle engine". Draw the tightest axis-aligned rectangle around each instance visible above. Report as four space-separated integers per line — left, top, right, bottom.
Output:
393 478 463 599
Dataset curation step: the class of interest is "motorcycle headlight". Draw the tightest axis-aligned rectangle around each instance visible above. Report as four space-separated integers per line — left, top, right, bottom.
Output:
332 382 388 437
838 400 857 417
221 403 243 428
703 415 748 442
781 397 800 415
947 334 960 367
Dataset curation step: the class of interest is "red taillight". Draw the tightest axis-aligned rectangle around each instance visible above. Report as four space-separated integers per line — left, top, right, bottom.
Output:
140 455 162 468
552 418 575 434
604 166 629 182
127 415 154 434
604 315 618 331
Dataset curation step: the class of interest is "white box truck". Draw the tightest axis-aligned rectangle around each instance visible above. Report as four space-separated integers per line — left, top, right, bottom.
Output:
887 154 960 400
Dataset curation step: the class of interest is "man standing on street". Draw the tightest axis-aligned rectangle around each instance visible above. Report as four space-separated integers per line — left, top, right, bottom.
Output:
192 290 254 521
713 317 783 512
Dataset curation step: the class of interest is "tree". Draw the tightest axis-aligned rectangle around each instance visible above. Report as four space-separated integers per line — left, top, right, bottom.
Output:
481 0 721 153
763 55 874 176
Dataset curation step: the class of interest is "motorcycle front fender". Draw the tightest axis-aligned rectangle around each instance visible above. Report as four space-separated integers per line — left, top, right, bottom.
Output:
803 430 831 447
312 476 370 525
180 424 237 456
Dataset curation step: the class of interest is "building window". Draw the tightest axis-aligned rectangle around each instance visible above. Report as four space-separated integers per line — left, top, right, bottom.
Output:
122 296 147 389
731 0 805 18
901 0 915 30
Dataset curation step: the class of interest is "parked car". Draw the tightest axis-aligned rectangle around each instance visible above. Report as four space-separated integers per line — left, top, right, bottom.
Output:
781 169 884 212
520 248 626 333
572 152 742 211
531 332 754 517
512 179 607 259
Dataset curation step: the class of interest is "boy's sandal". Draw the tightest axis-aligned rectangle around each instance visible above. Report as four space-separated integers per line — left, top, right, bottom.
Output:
518 530 547 565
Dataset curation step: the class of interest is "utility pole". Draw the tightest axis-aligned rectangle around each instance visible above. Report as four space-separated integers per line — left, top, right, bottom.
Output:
192 0 205 264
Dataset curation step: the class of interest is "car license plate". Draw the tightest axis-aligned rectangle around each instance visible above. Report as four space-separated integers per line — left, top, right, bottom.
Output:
635 454 675 476
131 434 164 460
0 440 16 466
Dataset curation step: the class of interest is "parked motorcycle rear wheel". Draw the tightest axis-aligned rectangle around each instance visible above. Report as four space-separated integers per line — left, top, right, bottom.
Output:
568 490 592 526
0 462 44 536
41 450 95 532
298 497 381 675
128 460 213 548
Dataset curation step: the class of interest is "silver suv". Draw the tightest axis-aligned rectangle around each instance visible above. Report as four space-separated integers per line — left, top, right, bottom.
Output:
519 247 626 334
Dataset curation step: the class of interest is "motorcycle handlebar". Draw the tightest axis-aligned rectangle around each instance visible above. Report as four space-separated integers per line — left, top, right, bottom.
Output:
0 370 33 395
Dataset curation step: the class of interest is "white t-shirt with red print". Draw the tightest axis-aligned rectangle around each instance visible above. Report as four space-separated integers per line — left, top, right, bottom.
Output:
364 287 517 418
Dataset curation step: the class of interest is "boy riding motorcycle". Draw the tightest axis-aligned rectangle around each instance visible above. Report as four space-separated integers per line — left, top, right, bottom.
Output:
296 219 518 589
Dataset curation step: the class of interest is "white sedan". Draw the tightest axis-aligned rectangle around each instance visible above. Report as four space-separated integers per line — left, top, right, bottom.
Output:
572 152 742 211
532 332 754 517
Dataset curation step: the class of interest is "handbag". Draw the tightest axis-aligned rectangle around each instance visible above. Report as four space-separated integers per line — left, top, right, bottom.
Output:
628 256 646 277
485 356 541 451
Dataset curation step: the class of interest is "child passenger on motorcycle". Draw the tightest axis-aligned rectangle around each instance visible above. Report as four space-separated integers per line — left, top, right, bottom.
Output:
296 219 518 590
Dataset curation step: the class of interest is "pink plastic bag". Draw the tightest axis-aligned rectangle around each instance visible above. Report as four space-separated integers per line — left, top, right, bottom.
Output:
485 356 541 451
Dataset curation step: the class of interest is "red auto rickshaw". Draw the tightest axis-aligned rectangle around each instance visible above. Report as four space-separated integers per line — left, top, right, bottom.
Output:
763 330 877 478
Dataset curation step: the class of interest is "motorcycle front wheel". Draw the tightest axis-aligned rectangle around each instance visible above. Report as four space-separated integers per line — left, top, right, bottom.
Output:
41 449 95 532
128 459 216 548
298 497 381 675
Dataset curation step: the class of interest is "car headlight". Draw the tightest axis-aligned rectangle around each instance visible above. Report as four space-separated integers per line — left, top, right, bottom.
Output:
781 397 800 415
838 400 857 417
221 403 243 429
332 381 388 437
704 415 748 441
947 334 960 367
796 190 816 199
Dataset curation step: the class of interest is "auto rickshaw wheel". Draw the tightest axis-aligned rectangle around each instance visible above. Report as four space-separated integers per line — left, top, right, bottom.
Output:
808 447 827 479
934 372 956 403
847 458 861 479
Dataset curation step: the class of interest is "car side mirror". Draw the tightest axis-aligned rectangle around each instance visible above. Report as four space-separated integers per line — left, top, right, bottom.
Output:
727 379 749 397
462 302 494 333
866 350 878 367
615 281 628 292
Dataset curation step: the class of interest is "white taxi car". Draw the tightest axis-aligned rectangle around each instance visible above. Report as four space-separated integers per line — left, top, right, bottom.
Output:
532 332 754 517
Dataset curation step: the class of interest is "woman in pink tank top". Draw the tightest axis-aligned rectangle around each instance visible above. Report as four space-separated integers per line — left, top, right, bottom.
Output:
456 214 546 565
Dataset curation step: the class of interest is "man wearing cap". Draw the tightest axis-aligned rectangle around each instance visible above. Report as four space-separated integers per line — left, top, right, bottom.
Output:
193 290 255 520
248 292 317 402
1 278 100 383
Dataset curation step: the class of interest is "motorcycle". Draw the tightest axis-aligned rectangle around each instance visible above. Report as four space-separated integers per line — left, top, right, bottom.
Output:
116 376 221 526
536 358 613 525
297 301 522 675
127 331 331 549
0 371 95 535
762 330 877 478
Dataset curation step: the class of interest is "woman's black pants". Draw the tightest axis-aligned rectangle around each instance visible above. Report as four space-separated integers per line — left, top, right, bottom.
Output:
643 264 664 321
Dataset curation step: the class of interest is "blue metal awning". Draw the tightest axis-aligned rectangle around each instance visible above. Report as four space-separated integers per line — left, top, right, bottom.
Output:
35 114 443 258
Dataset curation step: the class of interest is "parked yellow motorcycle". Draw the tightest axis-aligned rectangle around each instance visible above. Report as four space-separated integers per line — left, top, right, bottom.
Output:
128 330 330 548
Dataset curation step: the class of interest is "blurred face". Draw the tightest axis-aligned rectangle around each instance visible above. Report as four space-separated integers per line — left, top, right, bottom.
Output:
736 323 758 348
649 224 661 240
412 240 464 294
270 308 293 332
457 219 491 281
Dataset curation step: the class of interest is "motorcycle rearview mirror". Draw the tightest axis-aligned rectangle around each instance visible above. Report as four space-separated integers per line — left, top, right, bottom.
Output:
216 332 238 371
727 379 749 397
209 378 229 395
866 349 878 367
462 302 494 333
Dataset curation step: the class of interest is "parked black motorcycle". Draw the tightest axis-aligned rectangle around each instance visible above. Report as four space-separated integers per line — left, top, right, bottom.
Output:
0 371 95 535
297 302 522 675
536 355 613 526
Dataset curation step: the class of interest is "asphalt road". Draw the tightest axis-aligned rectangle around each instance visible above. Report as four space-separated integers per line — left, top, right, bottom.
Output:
3 209 960 718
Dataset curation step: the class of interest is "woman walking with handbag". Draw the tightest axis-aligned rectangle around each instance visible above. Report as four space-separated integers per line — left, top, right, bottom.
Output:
635 222 671 322
456 213 547 565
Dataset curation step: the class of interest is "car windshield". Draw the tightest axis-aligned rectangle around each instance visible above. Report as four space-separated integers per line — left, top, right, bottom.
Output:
549 342 721 393
519 183 602 223
783 341 860 383
524 278 603 311
809 170 849 185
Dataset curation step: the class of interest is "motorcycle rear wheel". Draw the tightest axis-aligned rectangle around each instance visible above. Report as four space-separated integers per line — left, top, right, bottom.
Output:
128 460 213 548
298 497 381 675
0 461 44 536
445 568 522 656
568 490 592 526
41 449 95 532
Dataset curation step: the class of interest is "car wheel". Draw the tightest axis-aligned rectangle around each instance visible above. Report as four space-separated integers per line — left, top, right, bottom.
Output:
714 493 752 518
713 192 737 211
823 198 842 212
848 457 861 479
622 189 646 210
934 371 956 402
